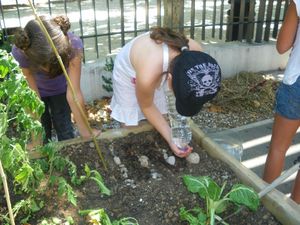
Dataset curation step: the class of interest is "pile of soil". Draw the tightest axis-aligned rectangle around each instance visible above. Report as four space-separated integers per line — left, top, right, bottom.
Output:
26 131 280 225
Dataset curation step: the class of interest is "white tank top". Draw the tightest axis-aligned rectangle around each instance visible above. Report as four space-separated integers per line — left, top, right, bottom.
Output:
110 33 169 126
283 0 300 85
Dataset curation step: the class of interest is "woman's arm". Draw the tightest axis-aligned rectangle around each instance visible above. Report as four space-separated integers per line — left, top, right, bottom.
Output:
66 54 100 139
277 1 299 54
135 70 191 158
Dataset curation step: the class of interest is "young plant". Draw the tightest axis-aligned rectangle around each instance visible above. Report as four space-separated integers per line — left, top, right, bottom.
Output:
84 164 111 196
78 208 139 225
0 32 13 53
102 57 114 93
180 175 260 225
38 215 74 225
0 49 99 223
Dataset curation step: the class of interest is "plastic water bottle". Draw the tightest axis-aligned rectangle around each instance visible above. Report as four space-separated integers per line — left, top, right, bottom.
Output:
165 88 192 151
210 133 243 161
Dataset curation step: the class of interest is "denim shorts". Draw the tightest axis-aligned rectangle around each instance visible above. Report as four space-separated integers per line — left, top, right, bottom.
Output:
274 77 300 120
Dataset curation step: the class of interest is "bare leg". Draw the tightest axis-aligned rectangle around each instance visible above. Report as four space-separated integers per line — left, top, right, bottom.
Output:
291 171 300 204
263 114 300 183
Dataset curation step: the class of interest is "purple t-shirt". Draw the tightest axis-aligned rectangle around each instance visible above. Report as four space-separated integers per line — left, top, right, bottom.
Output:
12 32 83 97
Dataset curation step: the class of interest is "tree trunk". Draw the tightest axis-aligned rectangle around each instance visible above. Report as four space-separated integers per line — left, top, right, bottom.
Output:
163 0 184 32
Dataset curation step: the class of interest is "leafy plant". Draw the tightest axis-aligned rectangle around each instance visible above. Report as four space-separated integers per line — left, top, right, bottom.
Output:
79 208 139 225
104 56 114 72
0 32 14 53
102 57 114 93
180 175 260 225
38 215 74 225
0 49 109 223
84 164 111 196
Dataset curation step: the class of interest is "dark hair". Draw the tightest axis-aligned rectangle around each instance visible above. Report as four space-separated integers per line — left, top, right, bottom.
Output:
150 27 189 73
14 15 72 78
150 27 189 52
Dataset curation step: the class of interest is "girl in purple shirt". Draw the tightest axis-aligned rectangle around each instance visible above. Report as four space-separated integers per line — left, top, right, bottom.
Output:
12 15 99 145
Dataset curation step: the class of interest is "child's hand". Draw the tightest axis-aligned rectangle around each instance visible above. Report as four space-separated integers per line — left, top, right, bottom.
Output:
169 142 193 158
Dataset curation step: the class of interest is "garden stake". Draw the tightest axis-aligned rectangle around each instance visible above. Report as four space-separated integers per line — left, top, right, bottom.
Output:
27 0 107 170
0 160 16 225
216 158 300 225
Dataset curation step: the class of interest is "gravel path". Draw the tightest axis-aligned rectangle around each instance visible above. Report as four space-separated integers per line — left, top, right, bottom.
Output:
191 103 274 133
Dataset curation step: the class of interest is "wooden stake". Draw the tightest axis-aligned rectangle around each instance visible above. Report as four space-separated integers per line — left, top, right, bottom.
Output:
0 160 15 225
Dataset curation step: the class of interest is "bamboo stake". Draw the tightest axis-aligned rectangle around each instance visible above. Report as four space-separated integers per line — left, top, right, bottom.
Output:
27 0 107 170
0 160 15 225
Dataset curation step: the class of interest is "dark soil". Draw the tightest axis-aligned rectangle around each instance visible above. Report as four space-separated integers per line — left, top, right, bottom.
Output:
25 130 280 225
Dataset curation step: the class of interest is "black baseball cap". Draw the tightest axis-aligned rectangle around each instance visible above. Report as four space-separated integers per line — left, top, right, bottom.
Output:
171 51 221 116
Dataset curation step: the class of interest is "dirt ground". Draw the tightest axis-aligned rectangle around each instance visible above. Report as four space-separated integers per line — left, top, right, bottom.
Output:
25 130 281 225
1 72 282 224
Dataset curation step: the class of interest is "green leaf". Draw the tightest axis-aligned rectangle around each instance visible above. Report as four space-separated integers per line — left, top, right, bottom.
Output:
30 199 43 212
179 207 206 225
15 164 34 192
183 175 221 201
90 176 111 196
228 184 260 211
0 140 13 169
84 164 91 177
0 104 7 137
215 199 229 214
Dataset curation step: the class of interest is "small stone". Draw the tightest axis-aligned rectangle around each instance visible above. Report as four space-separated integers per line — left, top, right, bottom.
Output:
113 156 121 165
263 214 270 220
186 152 200 164
89 142 95 148
138 155 149 168
166 156 176 165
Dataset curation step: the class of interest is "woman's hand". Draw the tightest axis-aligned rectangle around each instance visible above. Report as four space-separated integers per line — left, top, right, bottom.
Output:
169 142 193 158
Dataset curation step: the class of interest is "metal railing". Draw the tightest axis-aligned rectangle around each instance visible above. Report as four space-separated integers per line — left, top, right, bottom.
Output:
0 0 288 61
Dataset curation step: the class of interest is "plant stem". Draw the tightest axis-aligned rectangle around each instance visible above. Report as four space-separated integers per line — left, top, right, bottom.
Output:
210 207 215 225
0 160 16 225
26 0 107 170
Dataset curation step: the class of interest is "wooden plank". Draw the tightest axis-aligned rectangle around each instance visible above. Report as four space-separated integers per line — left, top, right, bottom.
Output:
190 121 300 225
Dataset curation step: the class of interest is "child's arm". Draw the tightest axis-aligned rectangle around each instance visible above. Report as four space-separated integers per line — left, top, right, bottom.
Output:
277 1 299 54
66 54 100 139
135 71 192 158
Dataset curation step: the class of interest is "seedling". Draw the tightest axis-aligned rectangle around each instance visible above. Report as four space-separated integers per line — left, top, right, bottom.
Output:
84 164 111 196
102 57 114 93
79 208 139 225
180 175 259 225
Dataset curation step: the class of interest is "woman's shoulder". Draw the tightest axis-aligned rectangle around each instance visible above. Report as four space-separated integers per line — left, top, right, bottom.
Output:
11 45 30 68
188 38 203 51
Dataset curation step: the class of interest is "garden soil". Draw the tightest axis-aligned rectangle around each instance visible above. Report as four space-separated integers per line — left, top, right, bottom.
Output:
27 130 280 225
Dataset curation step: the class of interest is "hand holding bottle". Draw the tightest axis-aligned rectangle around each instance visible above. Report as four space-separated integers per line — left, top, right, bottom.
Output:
169 142 193 158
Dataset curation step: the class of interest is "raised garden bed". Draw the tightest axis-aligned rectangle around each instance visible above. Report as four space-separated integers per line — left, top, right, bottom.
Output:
9 123 298 225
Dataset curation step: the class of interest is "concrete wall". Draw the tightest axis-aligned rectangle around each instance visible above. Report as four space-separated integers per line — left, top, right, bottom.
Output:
204 41 290 78
80 42 290 102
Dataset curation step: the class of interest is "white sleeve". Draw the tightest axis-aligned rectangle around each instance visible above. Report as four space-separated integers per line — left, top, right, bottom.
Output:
293 0 300 17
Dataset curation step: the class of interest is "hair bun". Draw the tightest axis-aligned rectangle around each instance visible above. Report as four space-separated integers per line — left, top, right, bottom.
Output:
53 15 70 35
14 29 31 50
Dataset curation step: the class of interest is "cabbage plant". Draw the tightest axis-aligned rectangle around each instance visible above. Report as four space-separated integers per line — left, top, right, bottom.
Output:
180 175 260 225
